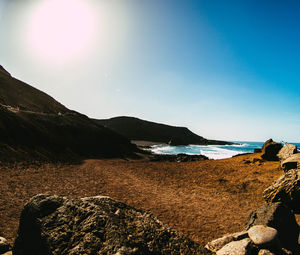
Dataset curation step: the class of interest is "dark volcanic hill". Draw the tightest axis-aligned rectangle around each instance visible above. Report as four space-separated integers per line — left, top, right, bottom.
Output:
95 116 232 145
0 66 138 162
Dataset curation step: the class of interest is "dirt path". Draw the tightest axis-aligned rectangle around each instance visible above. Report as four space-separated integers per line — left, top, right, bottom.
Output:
0 154 286 245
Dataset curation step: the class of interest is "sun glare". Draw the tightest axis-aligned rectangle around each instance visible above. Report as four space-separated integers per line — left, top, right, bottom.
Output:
26 0 98 65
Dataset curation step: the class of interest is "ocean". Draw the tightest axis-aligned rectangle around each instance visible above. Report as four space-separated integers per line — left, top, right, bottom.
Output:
149 141 300 160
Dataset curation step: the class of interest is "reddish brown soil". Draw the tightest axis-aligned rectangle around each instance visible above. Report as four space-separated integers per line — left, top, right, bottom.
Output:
0 153 293 246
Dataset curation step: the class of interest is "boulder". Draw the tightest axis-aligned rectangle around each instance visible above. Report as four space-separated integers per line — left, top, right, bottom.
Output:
281 153 300 171
216 238 254 255
0 237 10 254
263 169 300 213
205 231 248 252
261 139 283 161
13 194 211 255
277 144 298 162
245 202 299 252
247 225 278 247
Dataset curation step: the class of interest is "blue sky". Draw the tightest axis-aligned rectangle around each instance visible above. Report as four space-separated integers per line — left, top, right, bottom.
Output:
0 0 300 142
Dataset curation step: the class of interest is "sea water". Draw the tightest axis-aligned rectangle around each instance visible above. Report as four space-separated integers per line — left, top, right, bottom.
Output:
150 142 300 160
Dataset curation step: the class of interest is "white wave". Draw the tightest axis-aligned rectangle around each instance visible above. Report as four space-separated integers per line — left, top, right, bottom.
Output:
200 147 246 159
219 143 249 148
149 144 249 159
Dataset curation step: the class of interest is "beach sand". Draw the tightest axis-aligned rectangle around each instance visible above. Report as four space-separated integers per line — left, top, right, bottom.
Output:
0 153 297 246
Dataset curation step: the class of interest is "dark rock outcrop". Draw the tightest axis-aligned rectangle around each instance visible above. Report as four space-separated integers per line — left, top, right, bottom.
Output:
245 202 299 252
95 116 233 146
150 153 209 162
277 144 298 162
261 139 283 161
168 138 186 146
263 169 300 213
13 194 211 255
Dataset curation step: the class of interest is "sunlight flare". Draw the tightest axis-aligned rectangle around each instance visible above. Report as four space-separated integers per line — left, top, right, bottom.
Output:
26 0 98 64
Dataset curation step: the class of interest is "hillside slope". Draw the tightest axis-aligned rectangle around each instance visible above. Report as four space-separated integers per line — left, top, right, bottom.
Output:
0 66 138 161
0 65 68 114
95 116 232 145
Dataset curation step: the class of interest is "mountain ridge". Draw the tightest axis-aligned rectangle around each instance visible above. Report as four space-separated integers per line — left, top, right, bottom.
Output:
95 116 233 145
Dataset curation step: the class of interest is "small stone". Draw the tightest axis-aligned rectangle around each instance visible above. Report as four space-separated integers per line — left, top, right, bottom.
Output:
258 249 275 255
248 225 278 246
0 237 10 254
216 238 252 255
205 231 248 252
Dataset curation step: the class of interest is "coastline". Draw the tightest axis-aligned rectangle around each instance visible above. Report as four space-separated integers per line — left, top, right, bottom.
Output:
133 140 265 160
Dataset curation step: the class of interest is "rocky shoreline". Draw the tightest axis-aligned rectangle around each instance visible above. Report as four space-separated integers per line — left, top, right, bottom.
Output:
205 139 300 254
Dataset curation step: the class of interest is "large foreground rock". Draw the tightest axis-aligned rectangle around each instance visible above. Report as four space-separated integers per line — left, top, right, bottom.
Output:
263 169 300 213
245 202 299 252
13 194 210 255
261 139 283 161
277 144 298 162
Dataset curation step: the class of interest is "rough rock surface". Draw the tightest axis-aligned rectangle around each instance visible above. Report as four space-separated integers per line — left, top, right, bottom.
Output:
13 194 211 255
281 154 300 171
245 202 299 252
0 237 10 254
261 139 283 161
248 225 278 247
258 249 275 255
216 238 253 255
277 144 298 162
205 231 248 252
263 169 300 213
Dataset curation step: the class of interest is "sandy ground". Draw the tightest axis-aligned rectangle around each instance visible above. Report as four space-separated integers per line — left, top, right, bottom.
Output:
0 153 294 246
